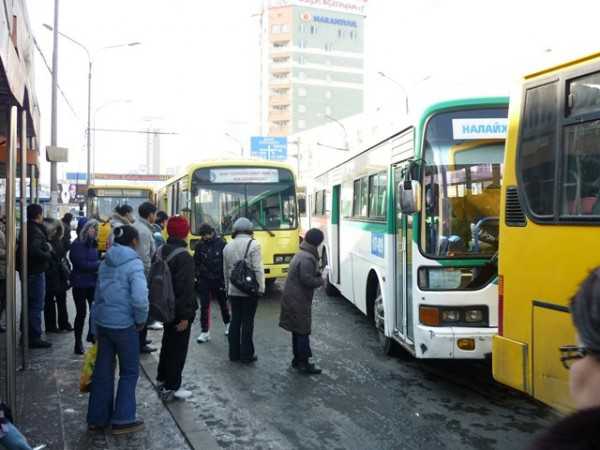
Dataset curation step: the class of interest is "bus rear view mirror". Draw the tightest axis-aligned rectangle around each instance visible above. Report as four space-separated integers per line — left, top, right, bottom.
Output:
398 180 421 214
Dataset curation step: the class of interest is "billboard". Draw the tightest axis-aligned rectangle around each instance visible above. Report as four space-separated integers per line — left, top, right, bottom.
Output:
250 136 288 161
270 0 368 16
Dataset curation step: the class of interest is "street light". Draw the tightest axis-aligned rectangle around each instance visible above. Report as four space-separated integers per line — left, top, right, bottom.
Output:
377 72 431 115
224 132 244 157
43 24 140 186
318 113 350 150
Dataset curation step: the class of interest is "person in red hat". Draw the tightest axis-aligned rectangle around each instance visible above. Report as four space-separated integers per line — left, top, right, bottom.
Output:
156 215 198 401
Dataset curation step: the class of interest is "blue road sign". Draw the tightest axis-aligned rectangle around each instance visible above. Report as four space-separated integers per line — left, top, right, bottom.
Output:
66 172 87 182
250 136 287 161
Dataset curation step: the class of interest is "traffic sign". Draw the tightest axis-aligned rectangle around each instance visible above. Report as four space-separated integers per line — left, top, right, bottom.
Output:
250 136 287 161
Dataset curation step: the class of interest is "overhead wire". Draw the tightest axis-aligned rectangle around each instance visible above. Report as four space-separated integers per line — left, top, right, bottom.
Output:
32 35 80 120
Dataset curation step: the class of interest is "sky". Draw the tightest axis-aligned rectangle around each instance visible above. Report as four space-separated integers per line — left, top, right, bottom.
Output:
27 0 600 186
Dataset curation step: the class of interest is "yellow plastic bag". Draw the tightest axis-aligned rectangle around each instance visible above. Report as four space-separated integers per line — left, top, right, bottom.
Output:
79 344 97 393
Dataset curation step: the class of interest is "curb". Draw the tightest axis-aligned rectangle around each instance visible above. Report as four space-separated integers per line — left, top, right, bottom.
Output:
139 355 222 450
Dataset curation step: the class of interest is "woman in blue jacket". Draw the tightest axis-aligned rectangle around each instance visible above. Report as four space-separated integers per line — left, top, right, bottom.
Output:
87 225 148 435
69 219 101 354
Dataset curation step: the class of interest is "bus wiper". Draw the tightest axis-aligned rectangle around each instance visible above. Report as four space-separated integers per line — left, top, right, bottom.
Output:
254 219 275 237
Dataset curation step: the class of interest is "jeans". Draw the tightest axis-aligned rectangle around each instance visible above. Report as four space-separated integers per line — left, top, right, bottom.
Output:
228 296 258 362
197 283 230 332
157 320 192 391
21 273 45 340
292 333 312 364
44 289 70 331
0 422 32 450
73 287 94 344
87 325 139 426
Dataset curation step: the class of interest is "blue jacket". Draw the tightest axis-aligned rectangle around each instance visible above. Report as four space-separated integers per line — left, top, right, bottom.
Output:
69 238 100 288
91 243 148 330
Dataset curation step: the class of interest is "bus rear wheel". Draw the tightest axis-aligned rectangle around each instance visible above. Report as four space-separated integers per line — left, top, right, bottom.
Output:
373 283 395 356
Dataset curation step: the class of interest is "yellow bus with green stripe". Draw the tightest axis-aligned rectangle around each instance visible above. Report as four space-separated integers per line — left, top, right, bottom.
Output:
311 97 508 358
493 52 600 412
156 161 300 283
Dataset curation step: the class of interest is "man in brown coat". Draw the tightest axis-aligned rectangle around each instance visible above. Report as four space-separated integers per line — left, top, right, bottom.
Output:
279 228 324 375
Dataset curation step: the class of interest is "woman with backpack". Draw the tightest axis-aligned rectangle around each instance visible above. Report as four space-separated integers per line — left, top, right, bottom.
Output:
156 216 197 401
88 225 148 435
223 217 265 364
43 218 72 333
69 219 100 354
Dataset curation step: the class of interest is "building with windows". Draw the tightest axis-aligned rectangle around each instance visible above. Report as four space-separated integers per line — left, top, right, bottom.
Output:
263 0 366 137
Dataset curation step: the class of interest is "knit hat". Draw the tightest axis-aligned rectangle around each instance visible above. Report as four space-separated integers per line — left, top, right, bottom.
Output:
167 215 190 239
304 228 324 246
232 217 253 233
571 267 600 353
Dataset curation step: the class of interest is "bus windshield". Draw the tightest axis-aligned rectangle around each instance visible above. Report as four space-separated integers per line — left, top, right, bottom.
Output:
88 189 152 220
422 108 508 258
191 167 297 235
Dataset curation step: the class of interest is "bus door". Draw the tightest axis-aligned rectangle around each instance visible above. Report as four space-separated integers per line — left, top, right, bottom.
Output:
393 164 414 342
331 185 341 284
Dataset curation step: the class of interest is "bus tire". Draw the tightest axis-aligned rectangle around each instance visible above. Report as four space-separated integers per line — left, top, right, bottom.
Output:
368 275 396 356
325 277 340 297
265 278 277 291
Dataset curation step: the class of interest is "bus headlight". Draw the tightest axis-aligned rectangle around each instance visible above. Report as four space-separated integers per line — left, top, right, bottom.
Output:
465 309 484 323
274 254 294 264
441 310 460 322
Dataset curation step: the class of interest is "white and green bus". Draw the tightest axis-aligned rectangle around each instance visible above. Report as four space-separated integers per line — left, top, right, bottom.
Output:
310 97 508 358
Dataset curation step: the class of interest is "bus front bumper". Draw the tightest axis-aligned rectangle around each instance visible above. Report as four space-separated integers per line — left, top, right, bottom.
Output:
414 325 497 359
264 264 289 279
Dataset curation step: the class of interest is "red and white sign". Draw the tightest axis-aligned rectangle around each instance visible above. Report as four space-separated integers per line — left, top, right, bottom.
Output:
270 0 367 16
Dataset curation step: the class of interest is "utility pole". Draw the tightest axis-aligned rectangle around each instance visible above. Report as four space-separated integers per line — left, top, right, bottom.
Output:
50 0 59 217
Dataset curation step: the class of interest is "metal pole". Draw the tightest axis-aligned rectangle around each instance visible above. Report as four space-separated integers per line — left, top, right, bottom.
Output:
49 0 59 218
19 111 28 370
5 106 18 416
86 61 92 186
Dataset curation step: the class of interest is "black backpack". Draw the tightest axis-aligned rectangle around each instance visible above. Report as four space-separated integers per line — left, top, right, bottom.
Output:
148 246 187 323
230 239 259 296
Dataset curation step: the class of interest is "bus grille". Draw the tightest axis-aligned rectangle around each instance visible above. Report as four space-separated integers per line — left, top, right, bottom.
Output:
505 186 527 227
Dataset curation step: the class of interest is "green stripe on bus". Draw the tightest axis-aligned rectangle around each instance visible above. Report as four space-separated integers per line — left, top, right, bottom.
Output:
345 220 388 233
438 258 490 267
332 185 340 225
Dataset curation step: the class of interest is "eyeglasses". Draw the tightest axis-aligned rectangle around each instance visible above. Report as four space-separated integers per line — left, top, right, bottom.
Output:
559 345 589 369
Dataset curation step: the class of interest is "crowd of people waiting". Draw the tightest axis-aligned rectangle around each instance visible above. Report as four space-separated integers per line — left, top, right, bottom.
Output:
0 199 599 448
8 199 326 438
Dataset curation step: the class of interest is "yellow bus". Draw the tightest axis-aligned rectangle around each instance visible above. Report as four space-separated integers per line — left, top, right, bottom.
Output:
492 52 600 412
157 161 300 283
86 184 154 251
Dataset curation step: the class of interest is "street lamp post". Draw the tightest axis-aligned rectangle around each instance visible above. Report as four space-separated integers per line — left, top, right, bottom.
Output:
225 132 244 157
377 72 432 115
320 113 349 150
43 24 140 186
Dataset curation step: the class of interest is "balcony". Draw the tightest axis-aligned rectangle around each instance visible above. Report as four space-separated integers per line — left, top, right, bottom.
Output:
269 94 290 106
268 109 291 122
269 77 291 87
269 127 290 137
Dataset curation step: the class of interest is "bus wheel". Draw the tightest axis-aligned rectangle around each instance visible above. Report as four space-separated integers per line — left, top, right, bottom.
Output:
265 278 277 292
373 283 395 356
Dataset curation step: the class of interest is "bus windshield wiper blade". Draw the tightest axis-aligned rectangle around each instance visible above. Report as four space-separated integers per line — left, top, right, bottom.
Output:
254 219 275 237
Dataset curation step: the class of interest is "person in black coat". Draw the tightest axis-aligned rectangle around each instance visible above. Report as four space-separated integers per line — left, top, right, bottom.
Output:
156 216 198 401
61 213 73 253
17 204 53 348
529 267 600 449
43 218 72 333
193 223 230 343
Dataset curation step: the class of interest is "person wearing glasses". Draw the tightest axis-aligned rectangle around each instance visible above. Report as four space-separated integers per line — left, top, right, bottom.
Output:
530 267 600 449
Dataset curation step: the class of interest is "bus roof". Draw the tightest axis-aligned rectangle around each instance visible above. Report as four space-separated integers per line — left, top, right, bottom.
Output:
87 184 154 192
525 51 600 80
314 96 509 179
163 160 296 185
